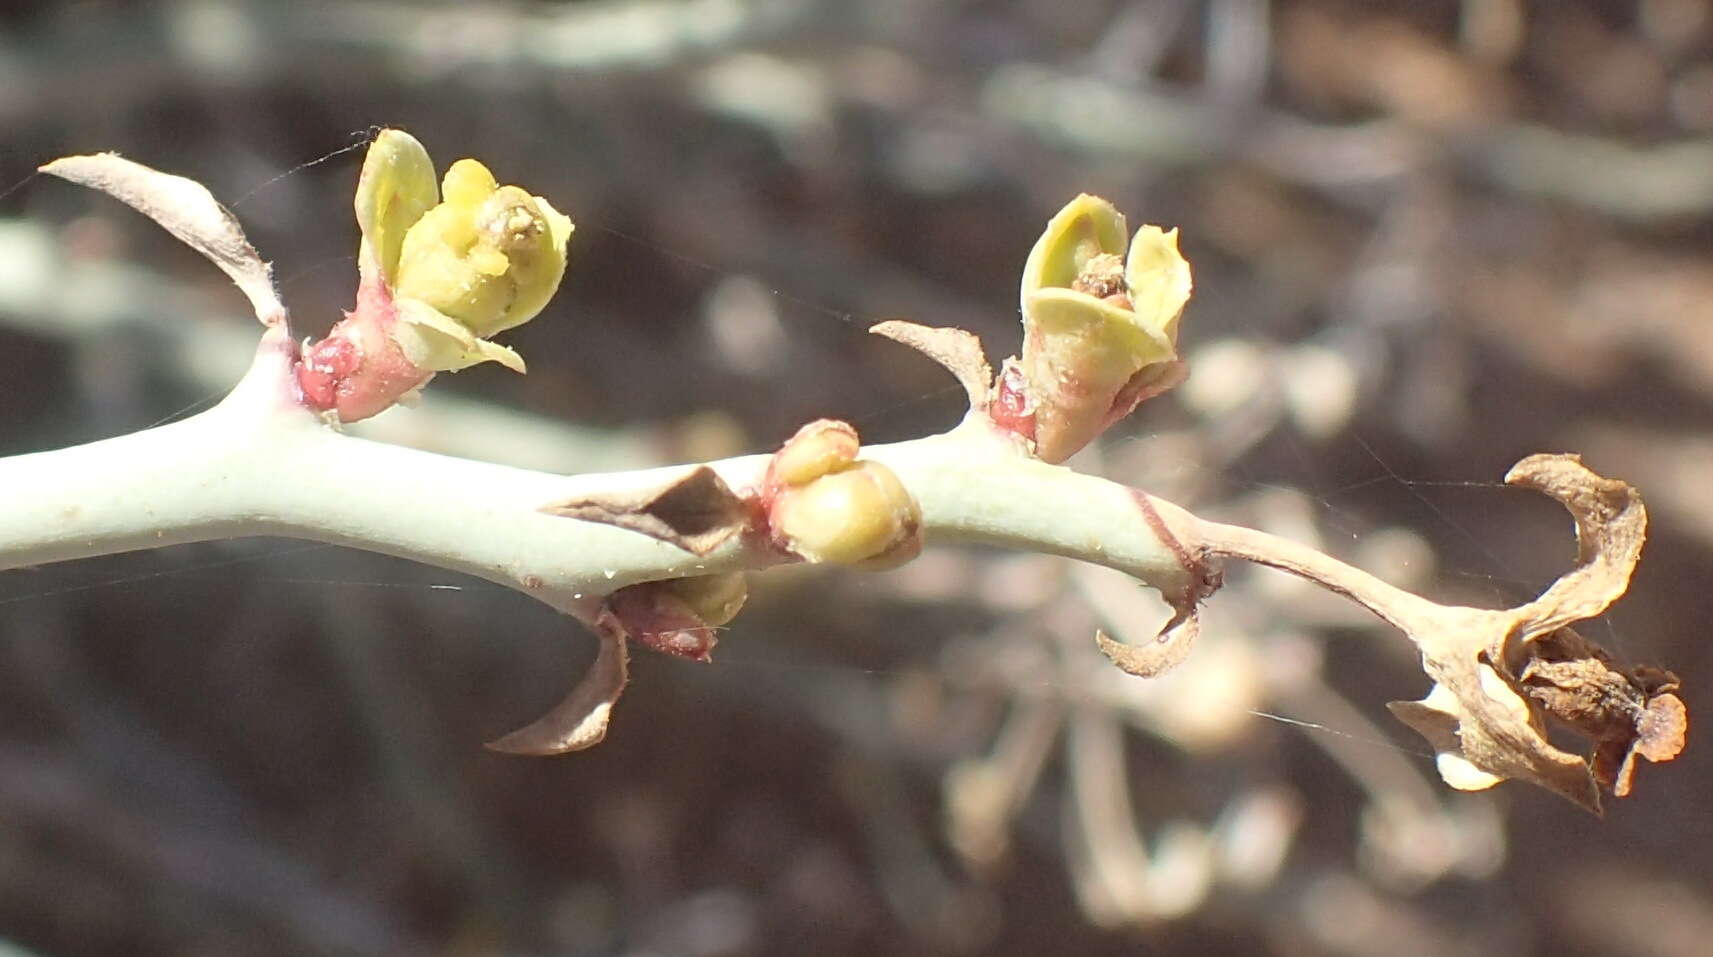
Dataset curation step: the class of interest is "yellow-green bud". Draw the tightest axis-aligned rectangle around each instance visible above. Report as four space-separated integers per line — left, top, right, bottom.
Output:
661 573 749 627
772 459 922 567
354 130 438 288
1016 194 1191 463
771 419 860 487
395 159 572 338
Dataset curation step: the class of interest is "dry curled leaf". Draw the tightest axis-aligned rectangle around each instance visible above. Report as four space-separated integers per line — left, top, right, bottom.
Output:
1194 453 1683 812
41 152 286 328
541 465 748 556
1506 453 1647 637
1385 454 1673 813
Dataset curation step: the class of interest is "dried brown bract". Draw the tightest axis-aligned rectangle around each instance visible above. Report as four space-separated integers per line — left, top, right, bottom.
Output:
1518 629 1686 798
485 608 631 755
540 465 750 557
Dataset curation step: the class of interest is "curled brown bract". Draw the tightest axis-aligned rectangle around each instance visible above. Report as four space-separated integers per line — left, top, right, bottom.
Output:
485 608 630 755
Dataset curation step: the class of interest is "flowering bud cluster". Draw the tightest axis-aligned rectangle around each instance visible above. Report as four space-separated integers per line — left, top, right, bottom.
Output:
297 130 573 421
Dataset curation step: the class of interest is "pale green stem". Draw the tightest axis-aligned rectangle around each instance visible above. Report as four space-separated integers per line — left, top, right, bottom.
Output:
0 337 1195 614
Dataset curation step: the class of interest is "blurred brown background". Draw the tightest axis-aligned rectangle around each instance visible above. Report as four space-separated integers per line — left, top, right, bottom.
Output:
1 1 1710 954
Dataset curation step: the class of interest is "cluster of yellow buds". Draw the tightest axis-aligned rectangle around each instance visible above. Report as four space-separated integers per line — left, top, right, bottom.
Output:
298 130 573 421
